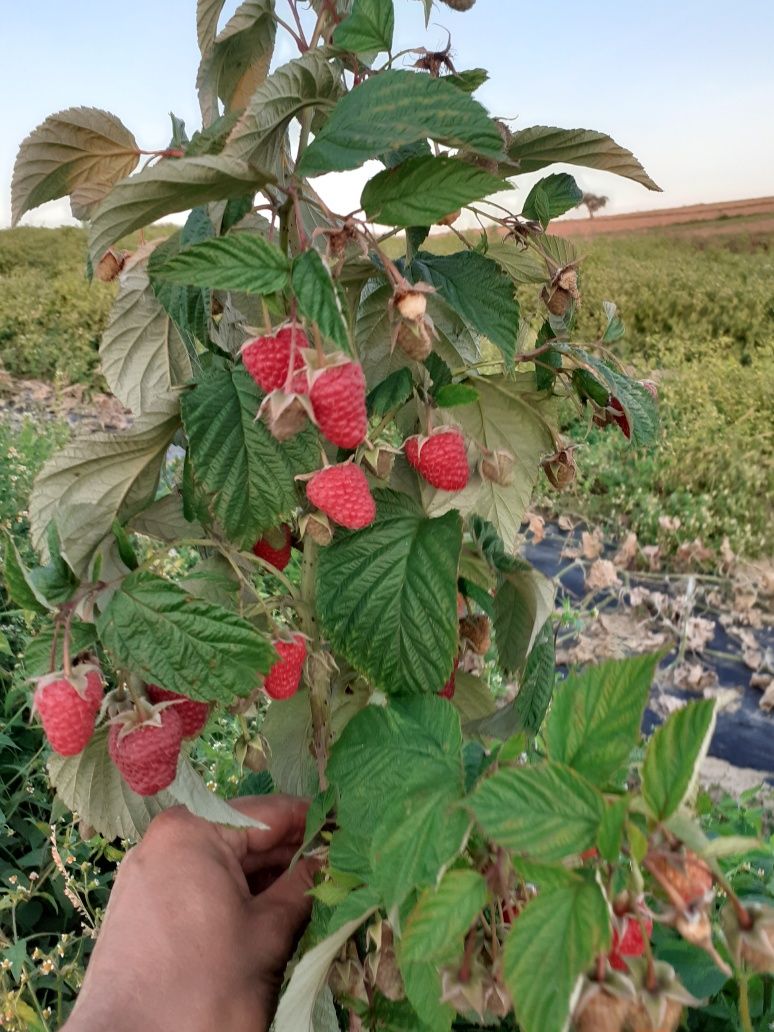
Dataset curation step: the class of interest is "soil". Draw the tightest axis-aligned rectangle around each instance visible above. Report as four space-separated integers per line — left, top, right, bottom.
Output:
552 195 774 239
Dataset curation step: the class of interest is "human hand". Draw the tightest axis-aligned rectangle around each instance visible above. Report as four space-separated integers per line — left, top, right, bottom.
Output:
63 794 316 1032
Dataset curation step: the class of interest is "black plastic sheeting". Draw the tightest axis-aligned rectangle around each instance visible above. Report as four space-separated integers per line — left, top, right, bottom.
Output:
523 522 774 780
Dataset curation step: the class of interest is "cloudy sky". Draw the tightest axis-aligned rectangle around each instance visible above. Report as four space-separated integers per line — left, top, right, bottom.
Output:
1 0 772 228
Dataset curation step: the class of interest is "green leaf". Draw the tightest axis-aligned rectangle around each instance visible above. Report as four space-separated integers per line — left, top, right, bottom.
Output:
181 364 319 548
88 155 272 264
522 173 582 225
11 107 139 225
23 621 98 678
327 696 464 837
602 300 625 343
445 68 489 93
111 520 139 571
544 654 658 788
366 367 413 417
642 700 717 821
401 962 453 1032
405 225 430 262
291 250 349 351
1 532 49 613
0 631 10 656
401 869 488 964
100 265 191 417
370 788 470 908
505 125 661 191
514 620 556 733
434 383 479 408
196 0 276 121
469 761 605 859
148 210 214 348
224 51 343 171
561 345 660 447
274 906 378 1032
197 0 227 53
503 879 611 1032
317 497 462 695
598 796 629 863
333 0 394 53
152 232 290 295
484 240 548 286
411 251 518 363
298 69 504 176
361 155 507 227
129 491 203 543
469 516 529 575
493 567 554 675
96 570 275 703
29 413 179 577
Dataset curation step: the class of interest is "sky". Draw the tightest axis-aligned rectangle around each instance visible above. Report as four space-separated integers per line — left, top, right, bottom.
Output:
1 0 773 229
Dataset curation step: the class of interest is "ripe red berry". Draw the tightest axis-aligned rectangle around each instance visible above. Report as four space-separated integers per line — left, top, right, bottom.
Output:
33 668 104 756
609 398 631 439
405 429 469 491
307 464 376 530
108 708 183 796
264 635 307 700
309 362 368 449
241 325 308 393
608 915 652 972
145 684 210 739
252 524 293 571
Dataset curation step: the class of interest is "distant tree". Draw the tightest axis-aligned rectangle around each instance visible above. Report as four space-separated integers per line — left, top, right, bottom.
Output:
581 192 609 218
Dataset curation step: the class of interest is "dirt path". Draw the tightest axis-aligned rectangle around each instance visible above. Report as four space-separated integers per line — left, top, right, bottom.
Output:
552 195 774 238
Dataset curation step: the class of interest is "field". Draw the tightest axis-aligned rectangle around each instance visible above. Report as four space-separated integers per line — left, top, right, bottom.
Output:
0 214 772 1028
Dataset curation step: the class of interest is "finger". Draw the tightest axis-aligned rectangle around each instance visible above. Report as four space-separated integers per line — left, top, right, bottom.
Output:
218 795 311 866
251 856 319 958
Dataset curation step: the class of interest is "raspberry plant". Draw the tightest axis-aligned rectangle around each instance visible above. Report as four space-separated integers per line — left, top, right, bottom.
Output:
7 2 773 1030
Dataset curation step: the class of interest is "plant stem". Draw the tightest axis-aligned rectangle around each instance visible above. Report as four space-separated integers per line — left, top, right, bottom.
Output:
738 974 753 1032
300 536 330 789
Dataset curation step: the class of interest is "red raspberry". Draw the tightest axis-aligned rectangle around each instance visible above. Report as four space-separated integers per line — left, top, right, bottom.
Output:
307 464 376 530
145 684 210 739
33 668 104 756
640 379 659 400
438 658 459 700
241 325 308 392
252 524 293 571
108 708 183 796
309 362 368 449
609 398 631 439
405 429 469 491
608 916 652 972
264 634 307 700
